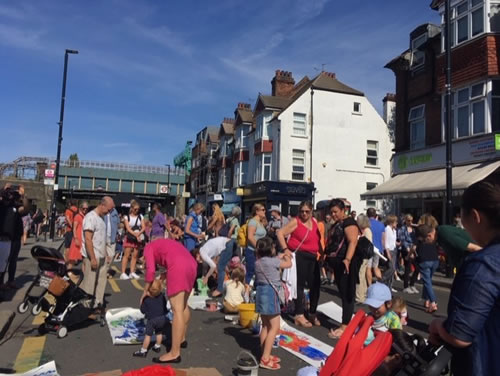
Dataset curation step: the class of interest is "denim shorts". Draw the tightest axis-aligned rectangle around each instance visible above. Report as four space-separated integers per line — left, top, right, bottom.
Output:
256 284 280 315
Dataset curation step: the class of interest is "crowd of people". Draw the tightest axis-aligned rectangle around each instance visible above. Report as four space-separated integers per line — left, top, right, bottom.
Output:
0 175 498 375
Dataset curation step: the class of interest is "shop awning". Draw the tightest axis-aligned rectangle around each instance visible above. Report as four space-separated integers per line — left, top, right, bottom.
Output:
361 160 500 200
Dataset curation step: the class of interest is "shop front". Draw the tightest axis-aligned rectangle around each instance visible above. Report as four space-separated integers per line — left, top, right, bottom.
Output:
361 133 500 223
240 181 315 219
206 190 242 217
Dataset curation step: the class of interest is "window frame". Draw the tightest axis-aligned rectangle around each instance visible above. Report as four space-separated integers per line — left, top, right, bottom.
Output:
291 149 306 181
292 112 307 136
366 140 379 166
442 81 488 140
408 104 426 150
441 0 485 50
410 33 427 70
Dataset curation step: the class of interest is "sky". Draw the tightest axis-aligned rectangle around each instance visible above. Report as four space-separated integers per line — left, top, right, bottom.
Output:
0 0 439 167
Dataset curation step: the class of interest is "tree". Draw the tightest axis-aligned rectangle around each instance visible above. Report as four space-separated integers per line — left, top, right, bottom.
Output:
68 153 80 168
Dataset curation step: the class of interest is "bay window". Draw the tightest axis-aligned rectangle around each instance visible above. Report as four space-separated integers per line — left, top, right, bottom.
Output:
255 153 272 182
442 0 484 49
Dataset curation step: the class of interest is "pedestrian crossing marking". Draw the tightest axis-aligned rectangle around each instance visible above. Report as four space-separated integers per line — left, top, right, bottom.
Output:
32 313 47 326
108 278 120 292
130 279 144 291
13 336 46 373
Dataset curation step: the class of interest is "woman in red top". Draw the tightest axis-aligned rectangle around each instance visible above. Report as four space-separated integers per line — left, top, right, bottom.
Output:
277 201 323 328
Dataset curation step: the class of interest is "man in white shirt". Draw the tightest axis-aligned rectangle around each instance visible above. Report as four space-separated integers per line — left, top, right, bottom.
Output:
81 196 115 307
199 236 231 285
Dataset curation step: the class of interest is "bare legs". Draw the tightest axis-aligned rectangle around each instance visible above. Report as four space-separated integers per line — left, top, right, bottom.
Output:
159 291 190 361
121 247 139 275
260 314 280 362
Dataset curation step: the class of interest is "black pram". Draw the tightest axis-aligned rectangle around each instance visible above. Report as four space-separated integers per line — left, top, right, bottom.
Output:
19 244 104 338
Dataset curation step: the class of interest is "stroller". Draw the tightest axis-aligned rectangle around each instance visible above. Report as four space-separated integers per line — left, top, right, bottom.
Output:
18 244 104 338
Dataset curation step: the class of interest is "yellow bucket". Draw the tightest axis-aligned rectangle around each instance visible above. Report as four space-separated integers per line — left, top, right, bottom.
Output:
238 303 258 328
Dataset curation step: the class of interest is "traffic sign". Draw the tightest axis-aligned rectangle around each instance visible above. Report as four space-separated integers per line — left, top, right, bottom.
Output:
160 185 169 194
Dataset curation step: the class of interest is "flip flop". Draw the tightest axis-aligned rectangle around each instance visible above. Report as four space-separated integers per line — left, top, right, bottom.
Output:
328 328 344 339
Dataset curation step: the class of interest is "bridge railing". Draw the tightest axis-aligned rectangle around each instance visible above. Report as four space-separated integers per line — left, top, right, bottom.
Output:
57 160 185 175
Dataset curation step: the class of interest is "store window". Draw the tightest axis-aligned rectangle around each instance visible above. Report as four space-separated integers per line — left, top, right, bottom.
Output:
366 140 379 166
409 105 425 150
292 149 305 181
293 112 307 136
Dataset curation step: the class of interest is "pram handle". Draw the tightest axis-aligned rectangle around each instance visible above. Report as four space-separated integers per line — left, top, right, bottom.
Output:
419 345 452 376
66 269 84 287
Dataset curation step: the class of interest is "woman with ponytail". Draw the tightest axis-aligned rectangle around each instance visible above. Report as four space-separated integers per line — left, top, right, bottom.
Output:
428 176 500 376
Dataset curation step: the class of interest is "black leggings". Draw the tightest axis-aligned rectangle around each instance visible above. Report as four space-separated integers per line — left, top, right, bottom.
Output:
403 257 418 288
294 251 320 316
329 257 359 325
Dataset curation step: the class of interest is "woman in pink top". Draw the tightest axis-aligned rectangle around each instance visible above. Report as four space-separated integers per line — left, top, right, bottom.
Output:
277 201 323 328
141 239 197 364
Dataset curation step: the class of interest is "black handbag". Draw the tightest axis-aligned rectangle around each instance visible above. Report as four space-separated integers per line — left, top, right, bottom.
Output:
126 215 141 243
355 236 374 260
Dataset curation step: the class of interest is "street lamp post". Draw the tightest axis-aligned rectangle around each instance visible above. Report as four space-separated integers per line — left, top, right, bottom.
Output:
49 49 79 241
444 0 453 224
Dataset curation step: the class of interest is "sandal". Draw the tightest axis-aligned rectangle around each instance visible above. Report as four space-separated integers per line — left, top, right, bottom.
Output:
270 355 281 363
308 314 321 327
424 300 430 309
328 327 345 339
294 315 312 328
426 303 438 313
260 357 281 370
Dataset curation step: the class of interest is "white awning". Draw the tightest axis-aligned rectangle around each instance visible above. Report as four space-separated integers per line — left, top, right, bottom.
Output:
361 160 500 200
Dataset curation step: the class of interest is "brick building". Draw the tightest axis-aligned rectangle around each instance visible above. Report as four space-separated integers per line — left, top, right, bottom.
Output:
362 0 500 222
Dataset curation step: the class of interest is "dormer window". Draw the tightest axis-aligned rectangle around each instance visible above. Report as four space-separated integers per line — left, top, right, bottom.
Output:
441 0 484 50
411 34 427 70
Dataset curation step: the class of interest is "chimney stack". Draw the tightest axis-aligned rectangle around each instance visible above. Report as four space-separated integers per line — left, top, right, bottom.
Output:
237 102 251 110
271 70 295 97
383 93 396 124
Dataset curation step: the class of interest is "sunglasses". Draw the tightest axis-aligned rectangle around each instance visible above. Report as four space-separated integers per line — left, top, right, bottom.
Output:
82 207 89 211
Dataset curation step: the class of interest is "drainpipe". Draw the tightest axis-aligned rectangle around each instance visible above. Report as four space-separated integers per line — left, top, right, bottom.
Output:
310 87 315 204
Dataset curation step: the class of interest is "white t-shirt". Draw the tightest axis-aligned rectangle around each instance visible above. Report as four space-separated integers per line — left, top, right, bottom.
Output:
200 237 230 268
385 225 397 251
81 210 107 259
224 280 245 307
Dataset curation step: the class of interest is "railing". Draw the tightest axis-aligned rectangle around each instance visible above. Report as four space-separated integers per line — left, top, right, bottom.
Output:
56 159 185 175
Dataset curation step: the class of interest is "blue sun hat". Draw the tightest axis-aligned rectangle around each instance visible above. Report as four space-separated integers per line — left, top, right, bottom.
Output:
364 282 392 308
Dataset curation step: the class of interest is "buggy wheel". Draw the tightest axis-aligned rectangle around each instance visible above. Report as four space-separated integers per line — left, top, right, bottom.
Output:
17 301 29 314
56 326 68 338
31 303 43 316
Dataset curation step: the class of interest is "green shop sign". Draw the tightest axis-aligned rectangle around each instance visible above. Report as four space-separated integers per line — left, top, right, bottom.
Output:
398 153 433 170
496 134 500 151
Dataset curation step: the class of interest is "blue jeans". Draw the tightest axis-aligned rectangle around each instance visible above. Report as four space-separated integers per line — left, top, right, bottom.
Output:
245 247 256 284
419 260 439 303
216 239 235 293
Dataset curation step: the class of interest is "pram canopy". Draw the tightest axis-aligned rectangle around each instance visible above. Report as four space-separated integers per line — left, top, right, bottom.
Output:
31 245 65 273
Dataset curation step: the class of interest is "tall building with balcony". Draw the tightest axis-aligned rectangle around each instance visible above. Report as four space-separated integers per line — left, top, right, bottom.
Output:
362 0 500 222
190 126 219 206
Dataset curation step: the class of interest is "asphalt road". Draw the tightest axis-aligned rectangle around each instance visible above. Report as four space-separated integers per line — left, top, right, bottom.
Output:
0 240 452 376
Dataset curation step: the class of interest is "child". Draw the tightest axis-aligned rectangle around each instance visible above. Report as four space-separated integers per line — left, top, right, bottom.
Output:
364 282 402 345
133 279 168 357
255 237 292 371
392 296 408 326
415 224 439 313
223 267 245 313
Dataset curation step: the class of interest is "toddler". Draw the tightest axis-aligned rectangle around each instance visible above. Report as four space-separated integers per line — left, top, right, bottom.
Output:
223 267 245 313
133 279 168 357
255 237 292 371
364 282 402 345
392 296 408 326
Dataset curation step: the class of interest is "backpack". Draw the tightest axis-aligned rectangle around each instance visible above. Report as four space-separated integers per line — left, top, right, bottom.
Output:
237 220 249 247
356 236 374 260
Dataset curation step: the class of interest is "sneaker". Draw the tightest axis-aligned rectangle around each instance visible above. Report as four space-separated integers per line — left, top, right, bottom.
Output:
395 274 402 281
410 286 419 294
130 272 140 280
133 350 147 358
391 288 397 293
120 273 130 280
403 287 414 294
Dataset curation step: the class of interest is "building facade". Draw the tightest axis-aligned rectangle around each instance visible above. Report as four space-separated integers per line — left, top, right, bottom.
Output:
363 0 500 223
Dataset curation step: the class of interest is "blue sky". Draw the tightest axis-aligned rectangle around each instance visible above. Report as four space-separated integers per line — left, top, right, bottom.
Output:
0 0 439 166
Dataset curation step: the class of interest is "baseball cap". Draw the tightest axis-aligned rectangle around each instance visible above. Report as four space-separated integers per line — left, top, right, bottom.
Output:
364 282 392 308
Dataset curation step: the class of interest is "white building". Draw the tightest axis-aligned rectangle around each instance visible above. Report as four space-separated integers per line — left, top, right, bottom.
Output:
248 70 392 213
